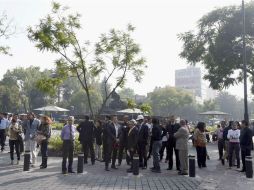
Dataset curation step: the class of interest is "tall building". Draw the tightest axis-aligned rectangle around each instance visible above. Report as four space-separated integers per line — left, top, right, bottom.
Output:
175 66 203 98
175 66 217 101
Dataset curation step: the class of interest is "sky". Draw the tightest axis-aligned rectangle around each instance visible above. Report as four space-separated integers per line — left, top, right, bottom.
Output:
0 0 252 98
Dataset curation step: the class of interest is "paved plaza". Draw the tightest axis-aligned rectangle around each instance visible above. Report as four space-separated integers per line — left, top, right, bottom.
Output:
0 144 253 190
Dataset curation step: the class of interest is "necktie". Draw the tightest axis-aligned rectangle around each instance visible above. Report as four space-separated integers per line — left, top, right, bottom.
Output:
69 125 73 140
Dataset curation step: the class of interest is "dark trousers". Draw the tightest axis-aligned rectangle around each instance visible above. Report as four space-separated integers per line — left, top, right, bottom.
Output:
159 141 169 160
138 142 147 167
104 143 113 167
196 146 207 167
112 146 119 166
41 140 48 158
0 129 6 151
9 140 20 160
128 150 135 170
82 141 95 163
168 142 180 170
62 140 74 172
19 137 24 153
218 139 224 159
118 144 130 164
229 142 240 167
241 148 251 171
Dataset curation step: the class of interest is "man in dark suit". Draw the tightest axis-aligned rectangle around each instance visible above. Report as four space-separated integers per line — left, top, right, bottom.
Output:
127 119 139 173
77 116 95 165
103 115 117 171
136 115 149 169
118 115 130 166
166 115 180 170
240 120 253 172
111 115 120 169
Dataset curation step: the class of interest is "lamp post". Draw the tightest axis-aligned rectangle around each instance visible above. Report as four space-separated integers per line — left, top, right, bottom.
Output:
242 0 249 122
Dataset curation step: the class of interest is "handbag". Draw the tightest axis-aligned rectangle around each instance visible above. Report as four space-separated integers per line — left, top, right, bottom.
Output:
35 134 46 145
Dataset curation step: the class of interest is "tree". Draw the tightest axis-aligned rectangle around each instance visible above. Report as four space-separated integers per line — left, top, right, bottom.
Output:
28 2 146 117
0 66 55 112
200 99 217 112
178 2 254 93
147 86 193 116
118 88 135 101
0 12 15 55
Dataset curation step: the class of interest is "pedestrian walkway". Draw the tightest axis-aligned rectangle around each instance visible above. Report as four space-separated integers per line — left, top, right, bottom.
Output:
0 144 253 190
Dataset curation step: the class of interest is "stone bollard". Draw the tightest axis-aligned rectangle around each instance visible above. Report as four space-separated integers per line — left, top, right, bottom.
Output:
132 154 139 176
23 150 30 171
77 153 84 174
245 156 253 178
189 155 195 177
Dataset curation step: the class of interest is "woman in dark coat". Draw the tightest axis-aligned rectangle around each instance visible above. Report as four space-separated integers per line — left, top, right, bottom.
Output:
95 120 103 161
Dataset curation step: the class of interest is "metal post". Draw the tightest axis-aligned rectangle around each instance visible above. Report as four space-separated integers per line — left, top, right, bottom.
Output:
242 0 249 122
245 156 253 178
132 154 139 176
189 155 195 177
23 150 30 171
77 153 84 174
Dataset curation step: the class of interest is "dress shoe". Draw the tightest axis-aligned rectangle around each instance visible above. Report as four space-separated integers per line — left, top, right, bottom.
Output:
178 171 188 175
68 170 75 173
239 169 246 172
166 167 172 170
142 166 147 170
105 167 110 171
62 171 67 175
151 168 161 173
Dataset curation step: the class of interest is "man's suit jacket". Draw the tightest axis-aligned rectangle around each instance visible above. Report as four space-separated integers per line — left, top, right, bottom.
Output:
138 123 149 144
127 127 139 151
174 127 189 150
76 120 95 143
103 121 116 145
166 123 180 144
23 118 41 141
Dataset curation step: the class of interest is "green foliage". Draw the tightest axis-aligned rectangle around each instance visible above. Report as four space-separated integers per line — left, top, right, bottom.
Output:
0 12 14 56
28 2 146 117
178 2 254 92
127 99 136 110
147 86 193 116
51 122 64 130
49 134 82 155
0 66 55 112
200 99 217 112
117 88 135 101
139 103 152 115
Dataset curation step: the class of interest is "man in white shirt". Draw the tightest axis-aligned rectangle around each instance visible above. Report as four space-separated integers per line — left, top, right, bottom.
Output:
0 113 9 152
111 115 120 169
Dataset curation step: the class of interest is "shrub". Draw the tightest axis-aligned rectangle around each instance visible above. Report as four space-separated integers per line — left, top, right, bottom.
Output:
48 134 82 156
51 122 65 130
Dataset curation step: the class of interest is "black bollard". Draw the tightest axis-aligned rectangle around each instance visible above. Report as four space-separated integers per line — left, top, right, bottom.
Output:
23 150 30 171
132 154 139 176
77 153 84 174
189 155 195 177
245 156 253 178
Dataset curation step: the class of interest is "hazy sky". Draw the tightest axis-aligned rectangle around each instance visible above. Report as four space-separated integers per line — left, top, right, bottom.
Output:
0 0 251 98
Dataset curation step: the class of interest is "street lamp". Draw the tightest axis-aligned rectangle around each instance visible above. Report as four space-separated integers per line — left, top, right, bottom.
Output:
242 0 249 122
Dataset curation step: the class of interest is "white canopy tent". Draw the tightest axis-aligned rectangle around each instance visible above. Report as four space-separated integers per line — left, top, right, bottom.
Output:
34 106 70 112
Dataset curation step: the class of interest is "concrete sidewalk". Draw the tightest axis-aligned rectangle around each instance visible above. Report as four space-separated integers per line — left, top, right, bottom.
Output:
0 143 253 190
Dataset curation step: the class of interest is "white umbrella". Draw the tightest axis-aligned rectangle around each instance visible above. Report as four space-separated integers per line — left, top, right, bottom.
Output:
34 105 69 112
117 108 143 114
198 111 230 116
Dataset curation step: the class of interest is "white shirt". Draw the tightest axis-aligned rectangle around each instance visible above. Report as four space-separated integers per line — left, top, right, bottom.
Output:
0 118 9 130
227 129 240 143
114 123 119 138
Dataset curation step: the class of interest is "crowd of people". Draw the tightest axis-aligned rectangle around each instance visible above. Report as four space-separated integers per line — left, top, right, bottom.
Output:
0 112 253 176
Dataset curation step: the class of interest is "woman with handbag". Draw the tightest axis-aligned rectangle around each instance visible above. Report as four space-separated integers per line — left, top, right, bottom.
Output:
37 116 52 169
193 122 207 168
8 118 22 165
